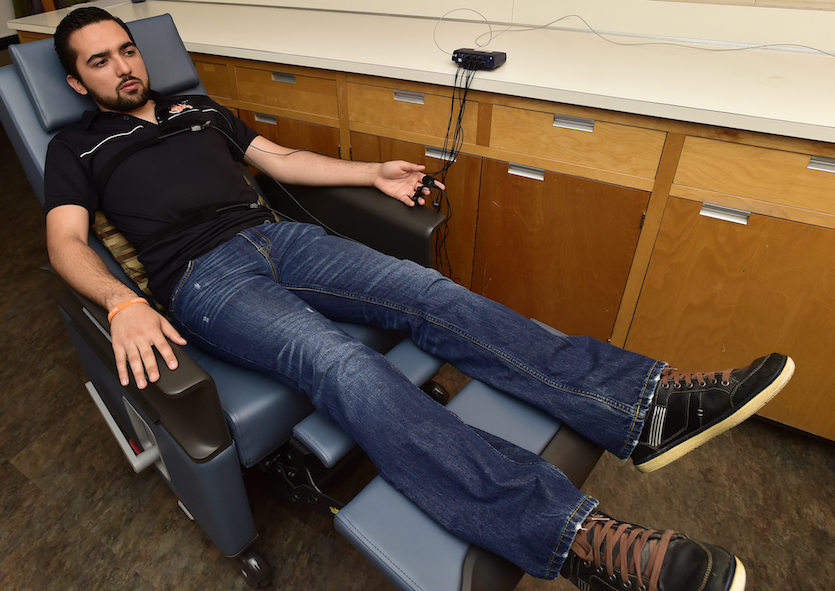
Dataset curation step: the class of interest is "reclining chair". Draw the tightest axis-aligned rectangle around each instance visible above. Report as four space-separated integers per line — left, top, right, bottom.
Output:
0 13 603 590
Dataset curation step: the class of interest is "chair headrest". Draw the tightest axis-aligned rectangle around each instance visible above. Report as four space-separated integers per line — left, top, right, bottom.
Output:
9 13 204 133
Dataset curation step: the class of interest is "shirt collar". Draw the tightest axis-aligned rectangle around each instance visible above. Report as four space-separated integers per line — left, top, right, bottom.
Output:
80 91 168 129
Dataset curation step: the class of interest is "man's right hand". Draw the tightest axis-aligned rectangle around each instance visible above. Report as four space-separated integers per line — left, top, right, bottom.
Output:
109 302 187 389
46 204 188 390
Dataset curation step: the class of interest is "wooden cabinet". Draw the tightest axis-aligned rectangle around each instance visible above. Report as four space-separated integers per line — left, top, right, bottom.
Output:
349 133 482 288
191 53 342 134
239 110 341 159
346 78 479 145
472 159 650 341
236 65 340 121
625 135 835 439
488 104 666 183
626 197 835 439
188 52 835 439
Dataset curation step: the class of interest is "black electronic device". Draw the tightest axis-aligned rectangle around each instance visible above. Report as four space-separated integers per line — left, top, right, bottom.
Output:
412 175 441 204
451 48 507 70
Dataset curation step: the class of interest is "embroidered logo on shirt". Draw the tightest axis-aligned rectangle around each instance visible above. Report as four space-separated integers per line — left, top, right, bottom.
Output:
169 100 194 116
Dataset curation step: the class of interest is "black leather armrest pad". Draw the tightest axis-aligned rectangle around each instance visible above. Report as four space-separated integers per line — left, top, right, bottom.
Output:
45 266 231 462
256 176 446 267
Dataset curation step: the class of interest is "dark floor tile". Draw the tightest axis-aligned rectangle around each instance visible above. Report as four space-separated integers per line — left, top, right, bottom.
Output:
0 460 66 563
0 511 155 591
579 419 835 591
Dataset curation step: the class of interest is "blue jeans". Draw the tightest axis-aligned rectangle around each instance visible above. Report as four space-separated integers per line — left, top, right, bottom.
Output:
168 222 663 579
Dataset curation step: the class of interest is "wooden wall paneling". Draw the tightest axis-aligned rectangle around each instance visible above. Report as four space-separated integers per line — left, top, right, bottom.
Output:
625 196 835 439
235 64 339 120
346 81 478 143
192 56 233 100
238 110 341 159
610 132 683 347
489 105 667 182
16 30 52 42
472 159 651 341
674 136 835 217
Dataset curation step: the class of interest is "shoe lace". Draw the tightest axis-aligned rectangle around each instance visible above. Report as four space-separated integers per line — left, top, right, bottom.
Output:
660 366 733 388
571 515 674 591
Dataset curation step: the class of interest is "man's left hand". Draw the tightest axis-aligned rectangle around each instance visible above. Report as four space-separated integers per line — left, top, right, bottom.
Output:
374 161 446 207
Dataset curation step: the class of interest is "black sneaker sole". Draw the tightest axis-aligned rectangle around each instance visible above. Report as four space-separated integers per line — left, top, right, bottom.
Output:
635 356 795 474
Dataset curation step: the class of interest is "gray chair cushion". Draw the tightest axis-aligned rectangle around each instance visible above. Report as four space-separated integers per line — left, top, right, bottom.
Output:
335 378 565 591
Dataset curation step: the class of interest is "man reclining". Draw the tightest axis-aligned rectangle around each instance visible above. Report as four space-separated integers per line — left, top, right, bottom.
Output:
43 7 794 591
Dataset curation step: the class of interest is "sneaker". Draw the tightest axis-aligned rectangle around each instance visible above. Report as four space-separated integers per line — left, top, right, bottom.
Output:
632 353 794 473
561 513 746 591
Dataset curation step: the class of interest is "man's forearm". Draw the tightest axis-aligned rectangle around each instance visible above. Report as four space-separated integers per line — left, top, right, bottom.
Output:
246 137 381 187
49 236 139 311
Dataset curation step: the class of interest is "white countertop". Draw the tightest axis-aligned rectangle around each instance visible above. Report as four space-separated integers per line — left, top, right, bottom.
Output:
10 0 835 143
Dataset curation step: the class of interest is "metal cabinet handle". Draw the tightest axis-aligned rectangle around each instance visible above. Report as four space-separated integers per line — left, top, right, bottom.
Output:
508 163 545 181
807 155 835 173
254 112 278 125
425 146 456 162
699 203 751 225
553 114 595 133
393 90 425 105
271 72 296 84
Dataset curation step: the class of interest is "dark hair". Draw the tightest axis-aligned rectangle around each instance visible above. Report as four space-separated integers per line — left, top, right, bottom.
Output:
54 6 136 80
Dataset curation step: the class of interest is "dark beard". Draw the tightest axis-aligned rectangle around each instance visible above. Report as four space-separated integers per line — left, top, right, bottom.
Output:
88 77 151 112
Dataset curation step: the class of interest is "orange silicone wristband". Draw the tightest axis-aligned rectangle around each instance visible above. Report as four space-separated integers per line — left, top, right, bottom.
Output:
107 297 149 323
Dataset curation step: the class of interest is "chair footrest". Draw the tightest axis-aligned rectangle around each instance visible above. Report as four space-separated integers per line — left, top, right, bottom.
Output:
294 338 446 468
334 379 564 591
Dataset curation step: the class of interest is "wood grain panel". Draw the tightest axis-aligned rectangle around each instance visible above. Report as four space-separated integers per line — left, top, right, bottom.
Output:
236 66 339 119
239 111 340 159
626 196 835 439
350 132 481 287
346 82 479 141
674 136 835 215
17 31 53 43
472 159 650 341
490 105 666 180
192 59 232 99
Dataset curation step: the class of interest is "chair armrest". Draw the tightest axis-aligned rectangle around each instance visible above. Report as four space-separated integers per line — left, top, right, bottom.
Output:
255 174 446 267
45 266 232 463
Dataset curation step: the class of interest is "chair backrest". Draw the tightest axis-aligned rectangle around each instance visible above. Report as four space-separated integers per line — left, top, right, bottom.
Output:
0 13 206 206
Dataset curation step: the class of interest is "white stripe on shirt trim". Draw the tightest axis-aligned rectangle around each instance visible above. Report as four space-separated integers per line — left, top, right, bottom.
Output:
79 125 145 158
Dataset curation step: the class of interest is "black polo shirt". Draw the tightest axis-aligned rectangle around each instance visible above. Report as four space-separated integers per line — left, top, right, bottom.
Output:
44 92 272 307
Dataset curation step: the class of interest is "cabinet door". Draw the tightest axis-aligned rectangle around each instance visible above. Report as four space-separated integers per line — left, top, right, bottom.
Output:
472 159 650 341
626 197 835 440
350 132 481 288
239 110 341 159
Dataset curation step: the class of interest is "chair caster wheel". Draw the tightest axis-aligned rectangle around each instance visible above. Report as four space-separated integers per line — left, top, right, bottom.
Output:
237 548 272 588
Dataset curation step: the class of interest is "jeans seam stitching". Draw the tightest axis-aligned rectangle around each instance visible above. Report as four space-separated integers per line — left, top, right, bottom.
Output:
239 228 279 282
286 285 635 413
546 496 594 578
616 360 663 459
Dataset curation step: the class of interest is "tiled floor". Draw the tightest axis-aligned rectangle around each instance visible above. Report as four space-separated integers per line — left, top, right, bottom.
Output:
1 49 834 589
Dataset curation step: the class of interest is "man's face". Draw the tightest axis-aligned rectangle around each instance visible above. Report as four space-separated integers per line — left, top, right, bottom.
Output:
66 20 151 113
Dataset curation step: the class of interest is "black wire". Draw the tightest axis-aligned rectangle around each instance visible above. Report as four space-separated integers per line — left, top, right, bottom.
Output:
206 119 462 274
203 122 359 242
429 58 480 281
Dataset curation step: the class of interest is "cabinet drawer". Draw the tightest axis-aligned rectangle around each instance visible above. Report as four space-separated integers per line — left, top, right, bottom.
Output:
489 105 666 180
236 66 339 119
192 59 232 99
673 136 835 216
347 82 478 140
